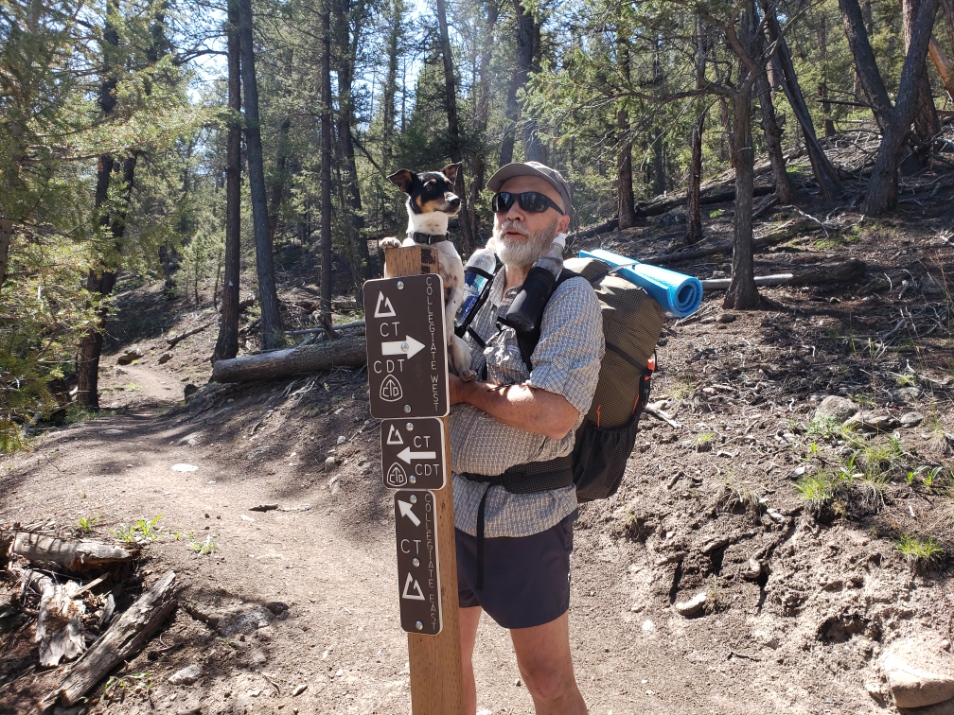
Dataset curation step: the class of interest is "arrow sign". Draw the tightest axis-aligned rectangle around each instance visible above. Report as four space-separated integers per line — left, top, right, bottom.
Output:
381 336 425 359
397 499 421 526
397 447 437 464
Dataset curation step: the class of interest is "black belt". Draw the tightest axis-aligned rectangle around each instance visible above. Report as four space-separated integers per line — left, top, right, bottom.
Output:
461 455 574 589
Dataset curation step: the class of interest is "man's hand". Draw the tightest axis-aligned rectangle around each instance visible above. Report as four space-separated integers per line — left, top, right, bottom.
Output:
449 374 578 440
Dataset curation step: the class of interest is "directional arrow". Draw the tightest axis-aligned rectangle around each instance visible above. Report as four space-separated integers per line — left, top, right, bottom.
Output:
397 447 437 464
397 499 421 527
381 336 425 359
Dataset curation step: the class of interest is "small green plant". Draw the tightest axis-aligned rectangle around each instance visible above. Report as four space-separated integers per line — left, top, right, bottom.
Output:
112 514 163 543
896 534 946 563
795 471 841 513
135 514 163 541
907 466 945 488
103 671 152 701
190 534 217 556
708 209 725 218
123 383 143 392
695 431 715 451
64 404 96 426
894 372 917 387
671 376 694 402
76 515 100 534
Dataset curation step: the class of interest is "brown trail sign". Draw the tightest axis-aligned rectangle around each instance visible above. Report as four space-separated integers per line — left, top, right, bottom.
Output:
363 245 464 715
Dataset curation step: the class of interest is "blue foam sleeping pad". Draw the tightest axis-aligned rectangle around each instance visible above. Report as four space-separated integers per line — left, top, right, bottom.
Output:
580 248 703 318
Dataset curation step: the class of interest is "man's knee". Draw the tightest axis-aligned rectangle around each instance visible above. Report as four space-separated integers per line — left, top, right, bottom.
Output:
518 658 576 702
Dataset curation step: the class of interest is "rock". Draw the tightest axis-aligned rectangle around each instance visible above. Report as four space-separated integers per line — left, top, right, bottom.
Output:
752 629 779 649
895 387 921 403
844 412 899 432
216 605 275 636
158 353 173 365
718 313 737 324
741 559 762 580
674 592 709 618
336 435 346 445
168 664 201 685
901 411 925 428
117 348 143 365
292 684 307 697
882 641 954 708
171 463 198 472
902 700 954 715
324 456 337 472
814 395 859 424
184 384 199 399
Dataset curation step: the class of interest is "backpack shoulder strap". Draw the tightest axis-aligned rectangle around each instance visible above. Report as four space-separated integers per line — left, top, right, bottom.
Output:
516 268 580 373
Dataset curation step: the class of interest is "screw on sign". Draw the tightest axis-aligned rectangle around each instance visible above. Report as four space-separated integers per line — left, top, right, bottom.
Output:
363 274 449 420
394 491 441 635
380 418 446 490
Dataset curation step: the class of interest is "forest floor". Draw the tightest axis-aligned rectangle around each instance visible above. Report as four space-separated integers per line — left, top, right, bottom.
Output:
2 143 954 715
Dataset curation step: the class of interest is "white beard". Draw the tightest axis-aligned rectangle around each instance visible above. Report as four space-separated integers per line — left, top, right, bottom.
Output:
493 218 559 269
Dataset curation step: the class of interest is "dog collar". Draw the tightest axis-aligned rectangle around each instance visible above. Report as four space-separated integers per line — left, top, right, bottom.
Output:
409 231 449 245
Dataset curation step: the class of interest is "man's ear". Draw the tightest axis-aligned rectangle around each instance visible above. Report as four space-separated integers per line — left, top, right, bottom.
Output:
556 213 571 235
442 163 461 184
387 169 415 194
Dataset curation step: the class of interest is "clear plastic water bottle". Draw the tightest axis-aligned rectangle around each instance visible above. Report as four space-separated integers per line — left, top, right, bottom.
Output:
501 233 566 334
455 247 497 334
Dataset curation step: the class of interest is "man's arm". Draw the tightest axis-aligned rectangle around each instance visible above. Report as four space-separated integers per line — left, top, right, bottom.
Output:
448 374 579 440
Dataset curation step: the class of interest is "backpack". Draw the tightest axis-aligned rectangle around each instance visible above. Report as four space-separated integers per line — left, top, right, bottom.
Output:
517 256 665 502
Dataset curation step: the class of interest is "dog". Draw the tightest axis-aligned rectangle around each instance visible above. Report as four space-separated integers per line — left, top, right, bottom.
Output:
379 163 474 381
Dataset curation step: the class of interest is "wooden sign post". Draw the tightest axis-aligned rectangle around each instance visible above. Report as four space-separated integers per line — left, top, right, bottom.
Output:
364 246 464 715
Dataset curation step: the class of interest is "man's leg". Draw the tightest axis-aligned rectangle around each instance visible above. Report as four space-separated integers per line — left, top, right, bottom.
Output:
510 611 587 715
459 606 482 715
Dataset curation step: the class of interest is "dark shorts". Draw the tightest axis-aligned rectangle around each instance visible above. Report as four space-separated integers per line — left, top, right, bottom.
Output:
456 512 576 630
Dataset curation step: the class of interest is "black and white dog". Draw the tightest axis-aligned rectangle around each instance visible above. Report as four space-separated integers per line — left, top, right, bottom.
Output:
380 163 474 380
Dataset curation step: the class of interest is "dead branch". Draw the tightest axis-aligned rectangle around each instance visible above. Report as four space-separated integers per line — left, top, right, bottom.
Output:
56 571 177 707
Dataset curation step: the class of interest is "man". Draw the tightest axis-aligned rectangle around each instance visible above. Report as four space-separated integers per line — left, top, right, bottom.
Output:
448 161 604 715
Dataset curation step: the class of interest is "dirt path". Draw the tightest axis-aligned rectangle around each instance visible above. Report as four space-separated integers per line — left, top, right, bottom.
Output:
0 365 881 714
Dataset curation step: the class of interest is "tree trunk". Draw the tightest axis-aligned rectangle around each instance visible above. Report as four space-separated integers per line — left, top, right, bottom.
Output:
381 0 403 172
434 0 475 252
865 0 939 214
0 218 11 288
724 3 760 310
764 5 842 201
616 32 637 230
319 0 333 320
686 113 705 244
903 0 941 155
500 0 536 166
465 0 499 249
817 14 837 137
212 335 367 382
928 36 954 100
756 67 793 204
237 0 283 349
213 0 242 363
686 22 706 245
838 0 894 130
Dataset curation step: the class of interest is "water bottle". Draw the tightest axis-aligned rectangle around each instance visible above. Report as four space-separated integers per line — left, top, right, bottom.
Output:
500 233 566 334
455 247 497 335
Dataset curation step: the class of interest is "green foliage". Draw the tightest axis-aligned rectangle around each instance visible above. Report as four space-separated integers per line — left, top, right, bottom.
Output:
112 514 163 542
77 515 101 534
896 534 946 564
190 534 217 556
795 470 843 513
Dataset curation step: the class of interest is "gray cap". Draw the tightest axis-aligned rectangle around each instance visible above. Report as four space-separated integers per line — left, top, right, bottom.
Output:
487 161 572 216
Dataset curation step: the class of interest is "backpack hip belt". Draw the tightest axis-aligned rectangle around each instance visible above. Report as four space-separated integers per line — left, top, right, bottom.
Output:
459 454 574 494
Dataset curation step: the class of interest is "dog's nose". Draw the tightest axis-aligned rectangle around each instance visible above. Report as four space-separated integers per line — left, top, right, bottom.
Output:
446 194 461 209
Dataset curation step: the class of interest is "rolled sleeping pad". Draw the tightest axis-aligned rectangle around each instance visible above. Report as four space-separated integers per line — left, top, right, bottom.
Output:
580 248 703 318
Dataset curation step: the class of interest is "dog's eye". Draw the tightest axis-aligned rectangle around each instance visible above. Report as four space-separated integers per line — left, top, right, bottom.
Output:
424 181 437 193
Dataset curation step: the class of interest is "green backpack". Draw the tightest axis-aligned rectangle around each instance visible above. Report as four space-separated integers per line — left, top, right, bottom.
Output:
518 256 665 501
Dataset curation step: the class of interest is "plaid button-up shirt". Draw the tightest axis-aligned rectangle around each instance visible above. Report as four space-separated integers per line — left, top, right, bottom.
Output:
450 267 604 538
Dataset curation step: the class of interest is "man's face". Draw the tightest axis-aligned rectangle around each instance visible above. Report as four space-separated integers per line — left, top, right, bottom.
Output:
492 175 569 269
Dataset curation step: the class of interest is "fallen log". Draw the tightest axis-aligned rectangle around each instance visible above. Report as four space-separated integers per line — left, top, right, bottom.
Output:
701 260 866 290
21 570 87 667
56 570 177 707
212 333 367 383
167 322 212 348
10 533 138 574
641 218 822 266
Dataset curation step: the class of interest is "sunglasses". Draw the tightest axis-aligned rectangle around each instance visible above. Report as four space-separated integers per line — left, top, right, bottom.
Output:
491 191 565 215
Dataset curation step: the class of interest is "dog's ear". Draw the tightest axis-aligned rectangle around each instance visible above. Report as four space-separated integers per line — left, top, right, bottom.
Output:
387 169 415 194
442 163 461 185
